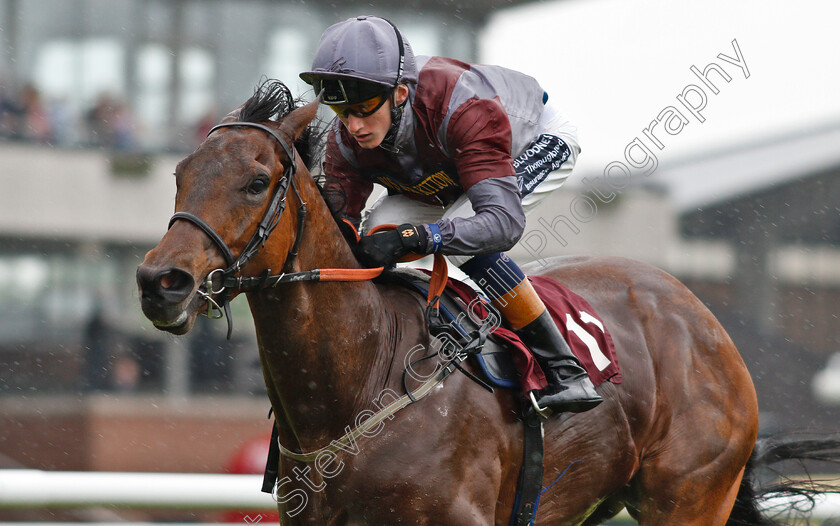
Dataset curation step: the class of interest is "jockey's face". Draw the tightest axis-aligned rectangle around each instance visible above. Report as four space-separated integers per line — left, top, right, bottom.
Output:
337 84 409 149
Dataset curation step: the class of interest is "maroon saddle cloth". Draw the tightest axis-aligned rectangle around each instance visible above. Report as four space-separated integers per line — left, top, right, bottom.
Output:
437 273 622 393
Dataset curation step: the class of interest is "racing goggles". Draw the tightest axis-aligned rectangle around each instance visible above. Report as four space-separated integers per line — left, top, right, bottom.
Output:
327 92 391 119
315 77 392 117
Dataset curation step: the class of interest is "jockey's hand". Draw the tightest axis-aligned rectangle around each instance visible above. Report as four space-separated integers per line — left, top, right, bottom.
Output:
355 224 428 268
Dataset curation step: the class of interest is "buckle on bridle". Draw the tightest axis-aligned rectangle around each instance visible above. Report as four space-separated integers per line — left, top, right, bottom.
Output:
205 268 226 295
197 269 226 320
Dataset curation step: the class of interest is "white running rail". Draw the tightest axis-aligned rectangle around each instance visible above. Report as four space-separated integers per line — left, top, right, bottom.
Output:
2 469 840 523
0 470 274 509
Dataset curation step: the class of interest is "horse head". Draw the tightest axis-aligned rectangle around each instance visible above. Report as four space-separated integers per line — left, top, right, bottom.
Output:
137 82 319 335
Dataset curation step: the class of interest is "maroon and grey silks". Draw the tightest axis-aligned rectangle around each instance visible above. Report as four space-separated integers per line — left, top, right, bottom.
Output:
323 56 573 256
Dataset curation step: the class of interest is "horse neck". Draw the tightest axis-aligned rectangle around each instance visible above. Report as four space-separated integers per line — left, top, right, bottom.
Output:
247 168 394 448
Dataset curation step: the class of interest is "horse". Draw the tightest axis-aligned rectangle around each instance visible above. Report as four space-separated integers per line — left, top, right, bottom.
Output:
136 81 830 525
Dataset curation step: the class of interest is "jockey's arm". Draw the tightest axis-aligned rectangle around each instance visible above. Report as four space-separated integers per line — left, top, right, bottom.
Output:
423 97 525 255
422 175 525 255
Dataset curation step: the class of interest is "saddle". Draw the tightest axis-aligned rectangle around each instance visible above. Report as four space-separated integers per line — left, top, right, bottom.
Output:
377 268 622 394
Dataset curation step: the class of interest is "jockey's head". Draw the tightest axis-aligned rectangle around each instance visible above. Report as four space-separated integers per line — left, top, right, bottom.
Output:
300 16 416 149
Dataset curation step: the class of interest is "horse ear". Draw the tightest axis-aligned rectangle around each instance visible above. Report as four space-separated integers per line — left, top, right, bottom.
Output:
279 98 320 141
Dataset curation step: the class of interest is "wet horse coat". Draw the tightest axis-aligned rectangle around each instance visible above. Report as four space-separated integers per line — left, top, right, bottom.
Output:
137 84 759 525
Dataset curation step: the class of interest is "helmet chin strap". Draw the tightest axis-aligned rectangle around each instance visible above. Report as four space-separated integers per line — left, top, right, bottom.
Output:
379 90 406 153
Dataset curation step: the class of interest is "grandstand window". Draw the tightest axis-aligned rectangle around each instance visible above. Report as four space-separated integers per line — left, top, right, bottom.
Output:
263 28 308 98
178 47 215 124
33 38 126 113
136 43 170 136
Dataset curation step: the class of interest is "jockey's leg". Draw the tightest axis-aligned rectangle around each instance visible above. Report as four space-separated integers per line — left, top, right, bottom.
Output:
457 252 602 415
446 102 597 415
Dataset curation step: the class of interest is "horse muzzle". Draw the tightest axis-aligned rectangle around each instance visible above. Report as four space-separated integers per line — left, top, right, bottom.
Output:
136 264 199 334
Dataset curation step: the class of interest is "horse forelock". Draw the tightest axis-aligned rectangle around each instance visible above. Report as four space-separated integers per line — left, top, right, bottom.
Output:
239 79 295 124
235 79 322 171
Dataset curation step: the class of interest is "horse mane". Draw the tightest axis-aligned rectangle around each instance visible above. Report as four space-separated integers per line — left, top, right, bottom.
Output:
238 78 325 171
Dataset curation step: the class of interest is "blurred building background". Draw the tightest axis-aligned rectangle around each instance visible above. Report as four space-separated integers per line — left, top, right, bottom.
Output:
1 0 839 521
0 0 529 521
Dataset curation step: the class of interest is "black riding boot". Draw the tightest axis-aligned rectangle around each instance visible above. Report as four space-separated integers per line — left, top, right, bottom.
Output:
516 310 603 415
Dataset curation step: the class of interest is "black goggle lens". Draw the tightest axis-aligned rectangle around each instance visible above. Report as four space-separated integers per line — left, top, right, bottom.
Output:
327 93 390 118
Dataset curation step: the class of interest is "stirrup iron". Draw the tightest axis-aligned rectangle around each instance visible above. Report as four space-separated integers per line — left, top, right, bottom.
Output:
529 391 552 419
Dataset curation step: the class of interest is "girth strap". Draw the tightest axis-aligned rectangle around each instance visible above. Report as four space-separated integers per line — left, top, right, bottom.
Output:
511 414 545 526
262 417 281 494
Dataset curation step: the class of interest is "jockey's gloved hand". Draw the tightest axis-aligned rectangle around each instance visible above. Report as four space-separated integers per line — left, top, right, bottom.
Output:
355 224 428 268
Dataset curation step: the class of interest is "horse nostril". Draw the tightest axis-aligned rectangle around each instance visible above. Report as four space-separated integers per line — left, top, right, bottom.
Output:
137 266 195 303
156 269 195 303
160 269 190 292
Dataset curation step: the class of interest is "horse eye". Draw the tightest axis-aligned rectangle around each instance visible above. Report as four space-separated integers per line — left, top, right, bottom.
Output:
247 177 269 195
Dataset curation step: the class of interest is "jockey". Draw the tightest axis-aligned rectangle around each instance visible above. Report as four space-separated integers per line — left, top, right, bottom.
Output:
300 16 602 415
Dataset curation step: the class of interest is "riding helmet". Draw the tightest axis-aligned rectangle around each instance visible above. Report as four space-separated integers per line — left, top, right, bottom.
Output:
300 15 417 105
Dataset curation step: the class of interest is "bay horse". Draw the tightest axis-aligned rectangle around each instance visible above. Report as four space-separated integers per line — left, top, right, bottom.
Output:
136 81 826 525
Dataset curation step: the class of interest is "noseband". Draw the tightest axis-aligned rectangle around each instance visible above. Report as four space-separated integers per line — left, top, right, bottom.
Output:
168 121 307 338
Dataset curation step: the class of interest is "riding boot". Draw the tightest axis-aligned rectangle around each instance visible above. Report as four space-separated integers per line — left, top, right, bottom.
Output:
514 309 603 415
459 252 603 416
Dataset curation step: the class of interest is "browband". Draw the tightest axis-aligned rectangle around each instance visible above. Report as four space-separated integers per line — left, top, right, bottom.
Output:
208 122 296 174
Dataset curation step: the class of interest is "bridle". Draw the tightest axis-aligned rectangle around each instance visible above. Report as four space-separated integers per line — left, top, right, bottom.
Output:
168 121 307 338
166 118 443 340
